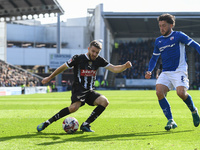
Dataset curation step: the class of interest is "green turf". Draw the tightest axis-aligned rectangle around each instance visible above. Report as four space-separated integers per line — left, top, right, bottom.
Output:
0 90 200 150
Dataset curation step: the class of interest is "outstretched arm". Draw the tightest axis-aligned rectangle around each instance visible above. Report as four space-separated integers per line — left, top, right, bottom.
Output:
105 61 132 73
42 63 68 84
145 54 159 79
189 40 200 54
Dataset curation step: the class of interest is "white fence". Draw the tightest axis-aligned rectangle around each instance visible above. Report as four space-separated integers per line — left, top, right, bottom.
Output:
0 87 21 96
0 86 47 96
115 78 157 89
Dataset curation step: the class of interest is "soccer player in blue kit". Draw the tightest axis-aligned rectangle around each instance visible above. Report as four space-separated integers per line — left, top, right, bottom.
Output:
37 40 132 132
145 14 200 130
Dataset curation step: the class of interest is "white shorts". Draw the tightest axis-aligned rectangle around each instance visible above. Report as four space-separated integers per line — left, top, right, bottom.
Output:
156 71 189 90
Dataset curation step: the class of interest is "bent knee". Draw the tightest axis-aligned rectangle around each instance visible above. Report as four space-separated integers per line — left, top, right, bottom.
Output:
177 91 187 99
156 84 169 99
176 86 188 99
103 98 109 107
156 90 165 98
95 96 109 107
69 106 77 113
69 103 80 113
100 97 109 107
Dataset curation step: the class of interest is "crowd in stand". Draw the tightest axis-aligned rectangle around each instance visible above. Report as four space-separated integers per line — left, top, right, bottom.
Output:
115 39 200 89
193 50 200 89
0 61 41 87
116 39 161 79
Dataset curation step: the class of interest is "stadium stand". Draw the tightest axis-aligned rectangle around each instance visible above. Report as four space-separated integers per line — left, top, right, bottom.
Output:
194 50 200 89
113 39 200 89
0 59 43 87
115 39 160 79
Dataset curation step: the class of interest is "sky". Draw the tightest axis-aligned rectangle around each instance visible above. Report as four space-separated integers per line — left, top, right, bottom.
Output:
38 0 200 24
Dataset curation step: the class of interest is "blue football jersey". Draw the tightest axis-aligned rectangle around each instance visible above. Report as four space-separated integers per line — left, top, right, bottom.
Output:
149 31 193 72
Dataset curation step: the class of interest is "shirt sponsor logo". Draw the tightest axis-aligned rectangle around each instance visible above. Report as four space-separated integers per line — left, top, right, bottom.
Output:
159 43 175 52
80 70 96 76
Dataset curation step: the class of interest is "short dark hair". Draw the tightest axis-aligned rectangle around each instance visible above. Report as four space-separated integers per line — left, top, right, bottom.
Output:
158 13 175 27
89 40 102 50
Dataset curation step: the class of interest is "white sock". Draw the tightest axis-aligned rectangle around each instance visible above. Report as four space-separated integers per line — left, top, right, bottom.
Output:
82 122 89 126
46 120 50 124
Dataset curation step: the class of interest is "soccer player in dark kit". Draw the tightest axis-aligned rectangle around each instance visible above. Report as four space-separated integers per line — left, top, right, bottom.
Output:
37 40 132 132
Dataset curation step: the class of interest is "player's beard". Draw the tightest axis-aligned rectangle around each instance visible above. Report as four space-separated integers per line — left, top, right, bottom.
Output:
89 53 96 61
162 28 171 36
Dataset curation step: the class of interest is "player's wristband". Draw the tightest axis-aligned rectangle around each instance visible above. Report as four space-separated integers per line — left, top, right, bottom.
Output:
145 71 151 74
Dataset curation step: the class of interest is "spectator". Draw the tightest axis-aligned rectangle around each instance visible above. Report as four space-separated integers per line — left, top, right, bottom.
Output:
101 80 108 87
0 60 42 87
94 80 100 88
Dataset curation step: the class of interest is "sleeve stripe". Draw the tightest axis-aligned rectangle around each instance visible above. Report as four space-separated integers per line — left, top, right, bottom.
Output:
104 63 110 68
187 40 193 46
153 53 161 56
65 62 70 68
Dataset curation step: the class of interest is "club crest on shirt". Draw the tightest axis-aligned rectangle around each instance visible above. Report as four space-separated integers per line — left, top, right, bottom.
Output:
88 61 92 66
67 58 72 64
170 36 174 40
88 61 92 68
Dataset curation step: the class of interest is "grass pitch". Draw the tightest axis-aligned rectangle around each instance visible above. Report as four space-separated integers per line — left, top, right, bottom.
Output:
0 90 200 150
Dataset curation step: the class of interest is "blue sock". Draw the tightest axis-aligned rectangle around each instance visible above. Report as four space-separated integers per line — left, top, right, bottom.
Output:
183 95 196 112
159 98 173 120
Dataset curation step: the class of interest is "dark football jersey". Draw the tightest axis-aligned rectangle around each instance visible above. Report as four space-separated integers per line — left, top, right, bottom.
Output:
66 54 110 90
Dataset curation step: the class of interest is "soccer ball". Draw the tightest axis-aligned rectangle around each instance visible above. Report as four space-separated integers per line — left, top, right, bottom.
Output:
62 117 79 134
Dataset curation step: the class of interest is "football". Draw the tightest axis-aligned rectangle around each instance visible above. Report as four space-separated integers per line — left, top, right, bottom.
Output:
62 117 79 134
